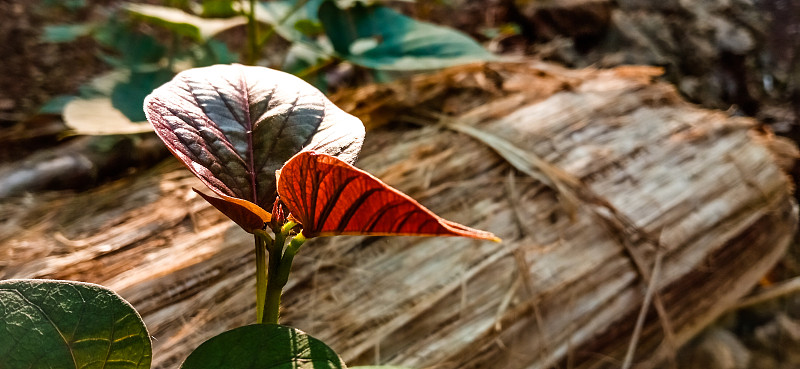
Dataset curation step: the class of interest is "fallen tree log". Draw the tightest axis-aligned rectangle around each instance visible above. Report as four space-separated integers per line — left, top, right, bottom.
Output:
0 62 796 368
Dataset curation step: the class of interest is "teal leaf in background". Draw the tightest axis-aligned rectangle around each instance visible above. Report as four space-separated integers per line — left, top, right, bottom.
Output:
318 2 495 70
255 0 325 43
181 324 345 369
38 95 77 114
111 69 174 122
0 279 151 369
94 21 167 68
190 39 240 66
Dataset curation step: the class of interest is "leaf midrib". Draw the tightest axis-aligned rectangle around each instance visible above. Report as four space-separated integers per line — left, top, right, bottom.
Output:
5 288 79 369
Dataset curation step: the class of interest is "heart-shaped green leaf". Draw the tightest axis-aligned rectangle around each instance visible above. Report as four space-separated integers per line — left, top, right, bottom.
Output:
181 324 345 369
144 64 365 218
0 279 151 369
318 3 495 70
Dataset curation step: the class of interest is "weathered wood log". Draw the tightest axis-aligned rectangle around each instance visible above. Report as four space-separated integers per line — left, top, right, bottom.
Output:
0 62 795 368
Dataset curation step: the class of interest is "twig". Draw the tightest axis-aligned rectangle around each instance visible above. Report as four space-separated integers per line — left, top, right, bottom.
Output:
732 275 800 311
622 246 664 369
440 115 679 366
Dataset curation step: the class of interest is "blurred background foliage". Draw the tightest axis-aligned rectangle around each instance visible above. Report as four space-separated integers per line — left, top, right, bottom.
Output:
37 0 495 134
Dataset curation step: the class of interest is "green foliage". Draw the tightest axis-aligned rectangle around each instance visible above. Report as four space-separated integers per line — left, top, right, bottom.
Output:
201 0 238 18
42 0 87 12
256 0 326 43
318 2 495 70
41 2 245 132
124 3 247 42
111 69 174 122
40 0 493 132
38 95 76 114
0 279 151 369
181 324 346 369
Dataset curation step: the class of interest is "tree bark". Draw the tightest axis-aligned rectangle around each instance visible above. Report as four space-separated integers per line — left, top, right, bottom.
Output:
0 62 795 369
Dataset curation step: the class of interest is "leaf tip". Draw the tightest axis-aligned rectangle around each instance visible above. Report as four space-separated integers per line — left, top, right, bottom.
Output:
193 188 272 233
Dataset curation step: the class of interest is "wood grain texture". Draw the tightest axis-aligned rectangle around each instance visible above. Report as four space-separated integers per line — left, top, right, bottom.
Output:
0 62 795 369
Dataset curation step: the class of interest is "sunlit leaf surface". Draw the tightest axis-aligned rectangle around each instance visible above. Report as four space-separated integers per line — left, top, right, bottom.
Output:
0 279 151 369
144 64 365 226
181 324 345 369
277 151 500 241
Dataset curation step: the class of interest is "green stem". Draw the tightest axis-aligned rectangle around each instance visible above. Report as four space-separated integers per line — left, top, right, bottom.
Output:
261 222 302 324
276 233 305 286
295 57 337 79
253 230 272 324
246 0 258 64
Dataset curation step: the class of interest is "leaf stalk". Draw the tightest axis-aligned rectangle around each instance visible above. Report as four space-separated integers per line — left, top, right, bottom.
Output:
253 229 272 324
261 222 304 324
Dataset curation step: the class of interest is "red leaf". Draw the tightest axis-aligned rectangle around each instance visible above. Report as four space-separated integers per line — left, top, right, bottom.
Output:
194 189 271 233
276 151 500 241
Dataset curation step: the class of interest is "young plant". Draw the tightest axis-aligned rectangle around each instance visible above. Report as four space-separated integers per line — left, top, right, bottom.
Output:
0 63 497 369
144 63 498 364
144 63 498 326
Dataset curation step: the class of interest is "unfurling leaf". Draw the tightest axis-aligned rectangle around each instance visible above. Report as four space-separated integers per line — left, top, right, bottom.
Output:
193 189 271 232
277 151 500 241
144 64 365 230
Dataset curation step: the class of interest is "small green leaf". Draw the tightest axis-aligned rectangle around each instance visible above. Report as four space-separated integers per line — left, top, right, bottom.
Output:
182 324 345 369
293 18 324 37
255 0 325 42
125 3 247 42
189 39 240 66
41 23 94 43
93 21 166 67
201 0 238 17
318 3 495 70
0 279 151 369
111 69 174 122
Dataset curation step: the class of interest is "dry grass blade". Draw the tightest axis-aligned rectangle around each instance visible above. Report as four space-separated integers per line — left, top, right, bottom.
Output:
444 120 583 217
443 117 679 366
622 245 664 369
732 276 800 311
